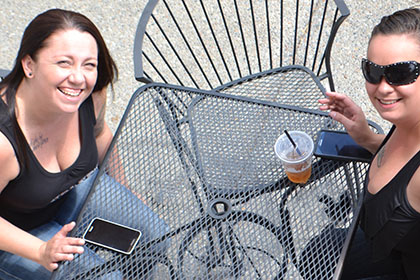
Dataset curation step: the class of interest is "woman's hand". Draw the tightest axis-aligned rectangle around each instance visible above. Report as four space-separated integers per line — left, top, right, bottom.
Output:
38 222 85 271
319 92 368 134
319 92 382 153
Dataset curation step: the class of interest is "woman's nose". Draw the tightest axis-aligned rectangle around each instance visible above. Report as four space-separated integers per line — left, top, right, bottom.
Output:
377 76 394 93
68 67 85 85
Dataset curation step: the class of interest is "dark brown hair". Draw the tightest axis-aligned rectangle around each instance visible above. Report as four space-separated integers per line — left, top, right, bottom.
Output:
370 8 420 42
0 8 118 168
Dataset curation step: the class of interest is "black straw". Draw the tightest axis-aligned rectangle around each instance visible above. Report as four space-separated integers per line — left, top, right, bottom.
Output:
284 130 302 156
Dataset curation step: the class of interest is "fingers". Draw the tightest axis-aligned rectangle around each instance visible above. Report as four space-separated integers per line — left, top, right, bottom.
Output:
47 262 59 272
52 224 85 256
326 92 358 108
319 92 358 113
319 92 339 111
319 92 344 106
51 243 84 260
318 98 332 111
41 222 85 271
66 236 85 246
56 221 76 238
318 92 364 129
328 111 353 128
56 239 85 254
46 238 85 271
56 222 85 254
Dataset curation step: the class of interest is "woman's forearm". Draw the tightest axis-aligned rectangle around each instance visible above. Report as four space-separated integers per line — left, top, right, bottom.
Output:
352 128 385 155
0 216 44 264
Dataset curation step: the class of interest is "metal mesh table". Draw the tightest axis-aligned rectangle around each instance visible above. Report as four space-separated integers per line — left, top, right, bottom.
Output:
52 80 382 280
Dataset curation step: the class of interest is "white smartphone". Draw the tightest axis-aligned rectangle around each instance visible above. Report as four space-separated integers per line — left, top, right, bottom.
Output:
83 217 142 255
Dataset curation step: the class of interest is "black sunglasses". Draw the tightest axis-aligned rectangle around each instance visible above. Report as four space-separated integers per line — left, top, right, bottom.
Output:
361 58 420 85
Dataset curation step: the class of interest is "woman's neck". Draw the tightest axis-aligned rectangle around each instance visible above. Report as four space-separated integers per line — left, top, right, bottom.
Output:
388 122 420 154
15 81 75 129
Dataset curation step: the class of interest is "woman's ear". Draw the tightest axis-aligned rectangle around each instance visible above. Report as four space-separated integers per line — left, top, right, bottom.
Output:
21 54 34 78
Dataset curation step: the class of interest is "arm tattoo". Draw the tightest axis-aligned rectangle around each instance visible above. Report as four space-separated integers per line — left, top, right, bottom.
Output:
377 144 385 168
30 134 49 151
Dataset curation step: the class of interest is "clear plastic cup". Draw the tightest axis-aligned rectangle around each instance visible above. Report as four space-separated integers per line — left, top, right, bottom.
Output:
274 131 314 184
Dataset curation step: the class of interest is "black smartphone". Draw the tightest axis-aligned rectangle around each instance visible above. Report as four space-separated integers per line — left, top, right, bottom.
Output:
314 130 372 162
83 218 142 255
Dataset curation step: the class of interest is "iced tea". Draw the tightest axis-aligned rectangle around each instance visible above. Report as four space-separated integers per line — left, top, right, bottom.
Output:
283 150 312 183
284 165 311 183
275 131 314 184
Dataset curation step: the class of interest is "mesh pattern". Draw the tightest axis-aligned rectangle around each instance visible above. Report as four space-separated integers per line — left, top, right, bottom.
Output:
52 81 380 280
216 66 326 110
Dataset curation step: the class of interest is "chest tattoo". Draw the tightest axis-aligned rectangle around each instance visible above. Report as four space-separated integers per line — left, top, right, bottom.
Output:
30 134 49 151
377 145 385 168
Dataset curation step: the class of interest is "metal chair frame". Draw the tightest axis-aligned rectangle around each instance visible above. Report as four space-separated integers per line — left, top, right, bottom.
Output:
134 0 350 92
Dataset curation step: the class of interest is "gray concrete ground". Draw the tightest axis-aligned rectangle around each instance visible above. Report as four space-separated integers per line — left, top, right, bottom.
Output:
0 0 418 132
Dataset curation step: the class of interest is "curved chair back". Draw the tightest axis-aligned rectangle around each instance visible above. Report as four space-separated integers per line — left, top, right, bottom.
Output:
134 0 349 92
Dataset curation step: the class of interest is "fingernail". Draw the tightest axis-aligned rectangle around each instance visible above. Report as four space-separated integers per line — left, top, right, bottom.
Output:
330 112 336 119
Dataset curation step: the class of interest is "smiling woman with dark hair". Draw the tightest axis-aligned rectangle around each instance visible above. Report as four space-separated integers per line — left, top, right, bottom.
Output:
0 9 168 280
320 7 420 280
0 8 118 279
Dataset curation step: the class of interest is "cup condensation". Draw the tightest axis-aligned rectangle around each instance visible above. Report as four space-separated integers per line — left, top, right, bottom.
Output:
274 131 314 184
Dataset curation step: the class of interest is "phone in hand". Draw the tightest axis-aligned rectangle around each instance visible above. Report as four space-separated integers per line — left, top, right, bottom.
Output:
83 218 142 255
314 130 372 162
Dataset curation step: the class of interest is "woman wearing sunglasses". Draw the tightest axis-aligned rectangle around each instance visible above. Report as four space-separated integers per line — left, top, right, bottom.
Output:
319 7 420 280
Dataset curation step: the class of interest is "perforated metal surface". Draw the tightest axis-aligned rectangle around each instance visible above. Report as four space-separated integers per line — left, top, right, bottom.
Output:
52 80 381 280
216 66 327 110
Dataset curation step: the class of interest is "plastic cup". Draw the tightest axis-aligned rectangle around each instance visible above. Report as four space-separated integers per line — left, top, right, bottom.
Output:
274 131 314 184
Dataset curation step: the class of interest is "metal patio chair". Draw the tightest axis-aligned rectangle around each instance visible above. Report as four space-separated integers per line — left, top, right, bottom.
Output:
52 83 383 280
133 0 350 108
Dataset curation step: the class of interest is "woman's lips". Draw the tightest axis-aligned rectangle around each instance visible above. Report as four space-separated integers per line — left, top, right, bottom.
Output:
58 87 83 97
378 98 401 105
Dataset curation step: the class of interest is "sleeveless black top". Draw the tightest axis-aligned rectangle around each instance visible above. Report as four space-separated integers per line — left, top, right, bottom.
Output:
0 96 98 231
360 126 420 279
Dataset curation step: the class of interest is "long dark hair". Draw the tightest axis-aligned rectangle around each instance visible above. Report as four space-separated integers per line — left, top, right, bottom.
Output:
370 8 420 41
0 8 118 168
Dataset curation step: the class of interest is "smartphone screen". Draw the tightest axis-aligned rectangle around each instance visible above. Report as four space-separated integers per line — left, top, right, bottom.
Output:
83 218 142 255
314 130 372 162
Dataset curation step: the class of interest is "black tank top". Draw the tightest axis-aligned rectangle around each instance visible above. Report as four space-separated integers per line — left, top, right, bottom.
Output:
360 126 420 279
0 96 98 231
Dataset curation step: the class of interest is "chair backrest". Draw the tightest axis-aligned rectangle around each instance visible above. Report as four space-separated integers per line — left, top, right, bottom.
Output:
134 0 350 91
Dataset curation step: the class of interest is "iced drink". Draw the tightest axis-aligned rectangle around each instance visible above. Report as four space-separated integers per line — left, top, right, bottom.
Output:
274 131 314 184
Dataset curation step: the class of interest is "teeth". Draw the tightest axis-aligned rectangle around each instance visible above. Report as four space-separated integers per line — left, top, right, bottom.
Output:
379 99 397 105
59 88 82 97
